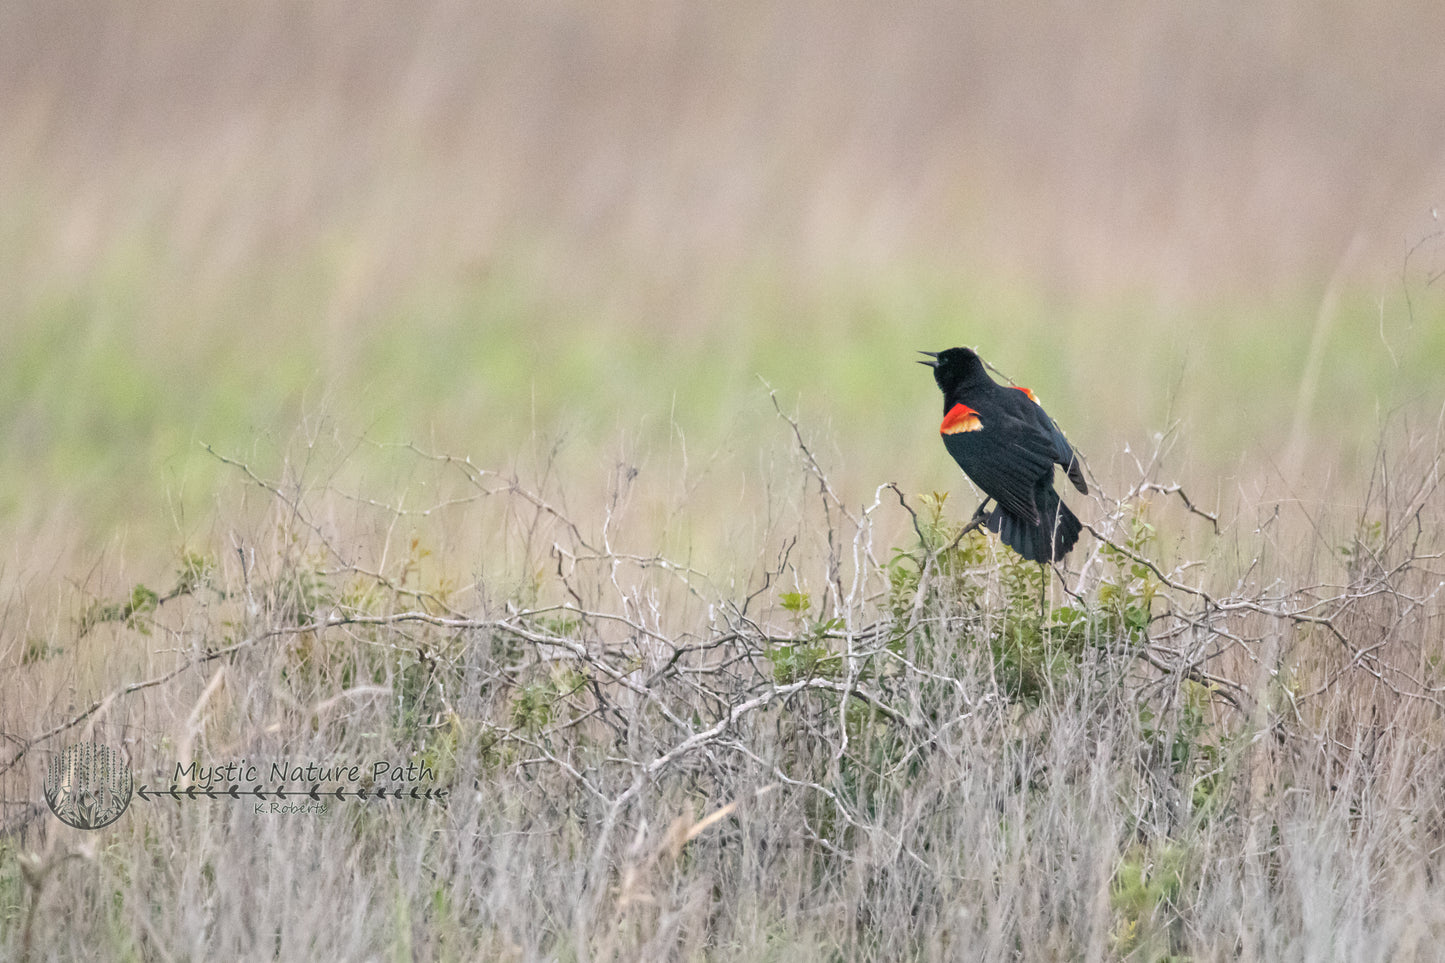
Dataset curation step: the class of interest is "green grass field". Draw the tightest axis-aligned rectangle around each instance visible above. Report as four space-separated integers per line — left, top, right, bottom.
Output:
3 3 1445 960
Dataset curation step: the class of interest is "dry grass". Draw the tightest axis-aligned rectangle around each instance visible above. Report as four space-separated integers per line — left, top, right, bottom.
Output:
2 407 1443 961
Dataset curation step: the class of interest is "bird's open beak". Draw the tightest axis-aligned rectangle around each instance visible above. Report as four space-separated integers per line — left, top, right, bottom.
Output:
917 350 939 368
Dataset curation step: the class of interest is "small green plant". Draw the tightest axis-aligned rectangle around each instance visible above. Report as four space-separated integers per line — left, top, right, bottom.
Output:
509 681 554 732
531 613 581 638
1111 841 1193 961
507 666 588 734
1139 680 1228 816
174 550 216 595
769 590 844 683
887 491 990 622
271 560 331 624
1340 516 1386 583
78 582 161 636
20 637 60 664
767 639 838 684
778 591 810 617
338 574 386 616
1098 504 1161 645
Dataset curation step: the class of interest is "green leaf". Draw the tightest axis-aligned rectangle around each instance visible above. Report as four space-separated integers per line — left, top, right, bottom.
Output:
779 591 811 614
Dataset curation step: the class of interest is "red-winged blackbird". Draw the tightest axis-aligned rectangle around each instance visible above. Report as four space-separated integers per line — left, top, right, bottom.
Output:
920 347 1087 563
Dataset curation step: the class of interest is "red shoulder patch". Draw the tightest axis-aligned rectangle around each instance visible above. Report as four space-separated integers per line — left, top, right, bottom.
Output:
1012 386 1039 403
940 403 983 434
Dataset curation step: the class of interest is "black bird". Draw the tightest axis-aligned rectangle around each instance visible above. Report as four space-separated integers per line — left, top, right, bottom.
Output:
920 347 1087 563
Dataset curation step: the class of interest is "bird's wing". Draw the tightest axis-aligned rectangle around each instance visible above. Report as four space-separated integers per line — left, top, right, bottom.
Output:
941 409 1055 523
1013 386 1087 494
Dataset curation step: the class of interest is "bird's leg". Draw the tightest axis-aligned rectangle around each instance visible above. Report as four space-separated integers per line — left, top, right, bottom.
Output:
947 498 993 551
1052 561 1086 604
1037 562 1047 619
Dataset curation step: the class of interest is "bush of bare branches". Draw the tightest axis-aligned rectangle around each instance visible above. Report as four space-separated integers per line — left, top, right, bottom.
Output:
3 408 1443 961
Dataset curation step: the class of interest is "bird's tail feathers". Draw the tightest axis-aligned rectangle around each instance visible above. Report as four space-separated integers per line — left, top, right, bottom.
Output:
986 489 1081 563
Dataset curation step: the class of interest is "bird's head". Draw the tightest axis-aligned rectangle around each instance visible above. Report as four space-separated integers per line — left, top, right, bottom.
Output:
918 347 988 395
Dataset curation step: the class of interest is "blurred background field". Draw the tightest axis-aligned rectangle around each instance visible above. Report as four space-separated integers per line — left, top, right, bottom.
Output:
3 0 1444 566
